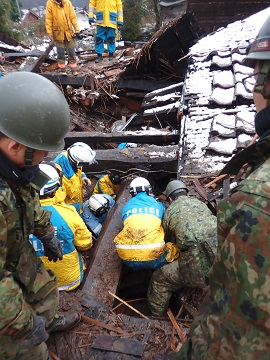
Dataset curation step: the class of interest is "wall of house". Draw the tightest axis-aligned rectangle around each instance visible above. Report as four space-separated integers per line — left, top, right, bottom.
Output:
187 0 270 33
23 13 39 25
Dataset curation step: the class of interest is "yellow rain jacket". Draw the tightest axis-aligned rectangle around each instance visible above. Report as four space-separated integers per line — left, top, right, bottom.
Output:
29 197 92 291
93 174 120 197
54 151 86 214
89 0 123 29
46 0 80 42
114 192 179 264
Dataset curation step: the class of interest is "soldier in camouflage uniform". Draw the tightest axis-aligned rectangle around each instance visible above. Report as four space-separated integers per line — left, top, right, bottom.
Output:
0 72 79 360
147 180 217 317
170 15 270 360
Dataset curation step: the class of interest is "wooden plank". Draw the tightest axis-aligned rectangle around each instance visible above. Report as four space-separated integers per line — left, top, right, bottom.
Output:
80 183 129 306
19 42 54 73
64 131 179 147
222 177 231 199
86 145 178 174
91 334 145 356
41 73 92 87
4 50 44 58
48 145 178 175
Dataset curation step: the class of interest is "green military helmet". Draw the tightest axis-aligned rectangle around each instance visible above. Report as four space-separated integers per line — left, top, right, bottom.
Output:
166 179 188 199
0 72 70 151
243 14 270 68
242 14 270 100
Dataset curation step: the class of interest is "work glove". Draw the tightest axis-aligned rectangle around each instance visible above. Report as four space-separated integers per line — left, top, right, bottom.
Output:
18 314 49 349
117 22 123 27
89 18 95 25
39 231 63 262
83 177 92 187
73 32 83 40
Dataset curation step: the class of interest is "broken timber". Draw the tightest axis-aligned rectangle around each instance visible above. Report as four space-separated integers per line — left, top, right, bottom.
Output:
83 145 178 174
80 182 130 306
19 42 54 73
64 131 179 147
91 334 145 356
41 73 93 87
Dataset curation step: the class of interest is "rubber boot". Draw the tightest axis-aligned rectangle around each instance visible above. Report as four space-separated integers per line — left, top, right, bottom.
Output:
46 311 81 333
95 54 103 63
109 53 114 60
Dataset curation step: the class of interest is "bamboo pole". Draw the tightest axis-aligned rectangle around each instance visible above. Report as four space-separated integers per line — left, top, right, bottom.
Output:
108 291 149 320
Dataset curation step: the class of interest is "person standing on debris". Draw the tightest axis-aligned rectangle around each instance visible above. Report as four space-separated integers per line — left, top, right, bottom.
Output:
114 177 179 271
93 171 122 198
29 162 93 292
0 72 80 360
46 0 81 76
82 193 115 238
88 0 124 63
147 179 217 317
54 142 96 215
170 15 270 360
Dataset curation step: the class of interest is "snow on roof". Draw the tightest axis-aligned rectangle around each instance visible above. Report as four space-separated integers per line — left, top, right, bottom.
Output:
179 6 270 176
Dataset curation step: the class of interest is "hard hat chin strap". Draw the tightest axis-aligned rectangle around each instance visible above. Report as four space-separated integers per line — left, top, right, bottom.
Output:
24 147 35 167
254 61 270 99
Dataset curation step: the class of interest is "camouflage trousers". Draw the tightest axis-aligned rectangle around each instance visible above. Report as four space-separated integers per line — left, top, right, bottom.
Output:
55 38 77 65
0 260 58 360
147 249 209 316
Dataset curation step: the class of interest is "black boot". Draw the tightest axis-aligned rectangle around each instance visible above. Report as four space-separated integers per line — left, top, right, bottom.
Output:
95 54 103 63
109 52 114 60
46 311 81 333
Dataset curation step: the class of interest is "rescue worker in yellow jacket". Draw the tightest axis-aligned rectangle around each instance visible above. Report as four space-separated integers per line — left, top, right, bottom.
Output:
54 142 96 215
46 0 81 75
88 0 124 63
93 171 122 198
114 177 179 271
29 162 93 292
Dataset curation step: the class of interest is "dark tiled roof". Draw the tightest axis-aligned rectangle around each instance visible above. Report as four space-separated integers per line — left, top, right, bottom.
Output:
179 7 270 176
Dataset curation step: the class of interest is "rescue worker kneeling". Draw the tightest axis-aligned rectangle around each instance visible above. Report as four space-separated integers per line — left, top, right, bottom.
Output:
114 177 179 271
93 170 122 198
147 179 217 317
82 193 115 238
29 162 93 292
54 142 96 214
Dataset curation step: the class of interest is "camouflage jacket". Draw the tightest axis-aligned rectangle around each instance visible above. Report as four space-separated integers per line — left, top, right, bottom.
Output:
178 135 270 359
162 196 217 277
0 177 54 336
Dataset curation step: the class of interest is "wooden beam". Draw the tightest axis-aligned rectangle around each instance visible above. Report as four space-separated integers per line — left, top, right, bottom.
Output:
64 131 179 147
48 145 178 175
4 49 44 59
19 42 54 73
41 73 92 87
90 146 178 174
80 182 130 306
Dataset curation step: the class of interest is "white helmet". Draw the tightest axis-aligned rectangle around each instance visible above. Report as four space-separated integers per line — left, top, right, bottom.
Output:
67 142 96 167
39 162 61 196
129 177 152 196
88 194 109 217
